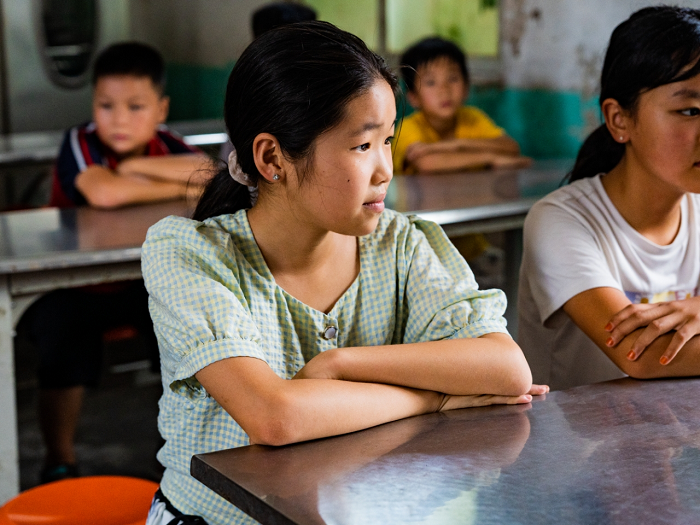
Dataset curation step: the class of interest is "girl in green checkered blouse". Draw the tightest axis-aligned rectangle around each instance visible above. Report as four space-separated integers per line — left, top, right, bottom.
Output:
142 21 546 525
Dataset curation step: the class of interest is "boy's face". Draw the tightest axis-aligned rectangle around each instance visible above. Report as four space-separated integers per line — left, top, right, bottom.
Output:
407 57 468 121
92 75 169 158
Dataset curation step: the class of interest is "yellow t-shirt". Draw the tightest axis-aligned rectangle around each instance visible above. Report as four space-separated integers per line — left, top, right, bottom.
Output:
393 106 504 174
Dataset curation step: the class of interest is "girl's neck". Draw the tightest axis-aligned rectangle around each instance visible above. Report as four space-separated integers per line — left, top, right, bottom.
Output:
602 154 684 246
246 199 359 313
423 112 457 140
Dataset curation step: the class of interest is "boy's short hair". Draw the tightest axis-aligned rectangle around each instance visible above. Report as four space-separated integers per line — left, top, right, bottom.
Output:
252 3 317 38
400 37 469 92
92 42 166 95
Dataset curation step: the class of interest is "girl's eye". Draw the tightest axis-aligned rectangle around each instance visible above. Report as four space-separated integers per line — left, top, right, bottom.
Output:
98 103 112 110
356 143 370 152
385 136 394 145
679 107 700 116
130 104 145 111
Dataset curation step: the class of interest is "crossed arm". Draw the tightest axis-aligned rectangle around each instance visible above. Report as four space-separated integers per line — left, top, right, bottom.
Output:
75 154 209 208
563 287 700 379
196 333 546 446
406 136 532 173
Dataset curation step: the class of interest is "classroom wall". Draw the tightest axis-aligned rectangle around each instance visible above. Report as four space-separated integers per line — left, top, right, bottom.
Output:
129 0 268 120
487 0 700 158
129 0 700 157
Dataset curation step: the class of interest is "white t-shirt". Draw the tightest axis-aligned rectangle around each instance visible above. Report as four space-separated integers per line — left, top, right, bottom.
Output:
518 174 700 390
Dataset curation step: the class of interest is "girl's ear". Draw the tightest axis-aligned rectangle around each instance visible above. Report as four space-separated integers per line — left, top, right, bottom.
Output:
601 98 630 143
252 133 289 183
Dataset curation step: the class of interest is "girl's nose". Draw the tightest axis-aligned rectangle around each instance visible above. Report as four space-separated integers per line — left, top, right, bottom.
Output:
376 148 394 185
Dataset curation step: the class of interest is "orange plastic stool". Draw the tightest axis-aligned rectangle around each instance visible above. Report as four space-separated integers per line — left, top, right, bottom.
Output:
0 476 158 525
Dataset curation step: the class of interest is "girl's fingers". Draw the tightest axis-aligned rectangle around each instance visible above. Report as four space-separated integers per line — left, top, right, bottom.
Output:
508 394 533 405
660 322 695 365
606 304 647 330
440 393 533 411
528 384 549 395
605 303 658 336
625 313 682 359
608 304 674 347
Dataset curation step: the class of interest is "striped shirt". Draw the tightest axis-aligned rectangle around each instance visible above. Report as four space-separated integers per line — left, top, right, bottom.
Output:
50 122 198 207
142 208 509 525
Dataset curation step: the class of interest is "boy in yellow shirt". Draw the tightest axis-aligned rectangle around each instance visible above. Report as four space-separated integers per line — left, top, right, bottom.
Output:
394 37 530 174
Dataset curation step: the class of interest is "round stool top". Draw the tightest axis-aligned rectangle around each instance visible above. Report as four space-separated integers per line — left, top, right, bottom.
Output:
0 475 158 525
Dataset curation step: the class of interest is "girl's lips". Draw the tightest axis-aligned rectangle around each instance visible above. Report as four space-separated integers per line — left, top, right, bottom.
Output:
363 195 386 213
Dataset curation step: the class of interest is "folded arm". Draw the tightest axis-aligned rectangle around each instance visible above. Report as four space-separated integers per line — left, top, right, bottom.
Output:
424 136 521 156
116 154 210 184
295 333 533 396
409 150 532 173
563 286 700 379
196 333 538 446
75 165 188 208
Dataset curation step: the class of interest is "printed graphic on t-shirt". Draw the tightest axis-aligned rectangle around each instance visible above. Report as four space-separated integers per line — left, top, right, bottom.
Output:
625 289 698 304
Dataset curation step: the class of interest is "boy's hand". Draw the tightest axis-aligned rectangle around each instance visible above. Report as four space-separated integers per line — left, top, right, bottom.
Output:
490 155 533 169
405 142 431 163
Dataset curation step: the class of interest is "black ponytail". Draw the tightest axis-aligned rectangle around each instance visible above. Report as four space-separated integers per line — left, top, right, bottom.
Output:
192 169 251 221
569 6 700 182
193 21 398 221
569 125 625 183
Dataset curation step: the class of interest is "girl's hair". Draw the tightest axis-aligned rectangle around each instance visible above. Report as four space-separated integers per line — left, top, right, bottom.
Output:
570 6 700 182
193 21 399 221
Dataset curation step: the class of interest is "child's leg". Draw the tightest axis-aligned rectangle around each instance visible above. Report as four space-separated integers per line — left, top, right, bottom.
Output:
25 288 104 476
38 386 84 467
23 282 158 481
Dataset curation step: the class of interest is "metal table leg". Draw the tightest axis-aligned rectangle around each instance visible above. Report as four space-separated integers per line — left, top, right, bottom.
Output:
0 275 18 503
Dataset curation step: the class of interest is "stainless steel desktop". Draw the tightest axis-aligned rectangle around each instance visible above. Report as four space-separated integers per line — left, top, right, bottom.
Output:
193 377 700 525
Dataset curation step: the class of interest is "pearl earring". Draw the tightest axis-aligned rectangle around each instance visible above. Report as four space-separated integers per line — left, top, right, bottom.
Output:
273 174 280 180
619 136 624 141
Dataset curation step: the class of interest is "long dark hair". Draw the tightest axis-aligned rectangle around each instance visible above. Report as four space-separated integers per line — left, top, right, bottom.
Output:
193 21 399 221
570 6 700 182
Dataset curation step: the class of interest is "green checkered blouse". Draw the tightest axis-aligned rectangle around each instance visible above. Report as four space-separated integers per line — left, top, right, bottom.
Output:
142 208 509 525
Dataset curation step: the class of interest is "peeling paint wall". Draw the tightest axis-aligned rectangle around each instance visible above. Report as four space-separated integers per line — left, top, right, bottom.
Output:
488 0 700 157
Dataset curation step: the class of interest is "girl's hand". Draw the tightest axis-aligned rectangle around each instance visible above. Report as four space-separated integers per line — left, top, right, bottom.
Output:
437 384 548 412
292 349 342 380
605 297 700 364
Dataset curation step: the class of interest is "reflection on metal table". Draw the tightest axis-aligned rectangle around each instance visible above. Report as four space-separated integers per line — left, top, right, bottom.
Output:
192 377 700 525
0 200 190 503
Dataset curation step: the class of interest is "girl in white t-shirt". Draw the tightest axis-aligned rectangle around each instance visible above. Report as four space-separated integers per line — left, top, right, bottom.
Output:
518 5 700 390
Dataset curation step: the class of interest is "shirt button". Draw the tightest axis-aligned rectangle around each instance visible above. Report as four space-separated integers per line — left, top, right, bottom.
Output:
322 326 338 340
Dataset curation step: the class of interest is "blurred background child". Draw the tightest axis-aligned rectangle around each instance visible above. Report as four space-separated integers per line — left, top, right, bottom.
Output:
395 37 531 263
393 37 530 175
22 41 207 484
